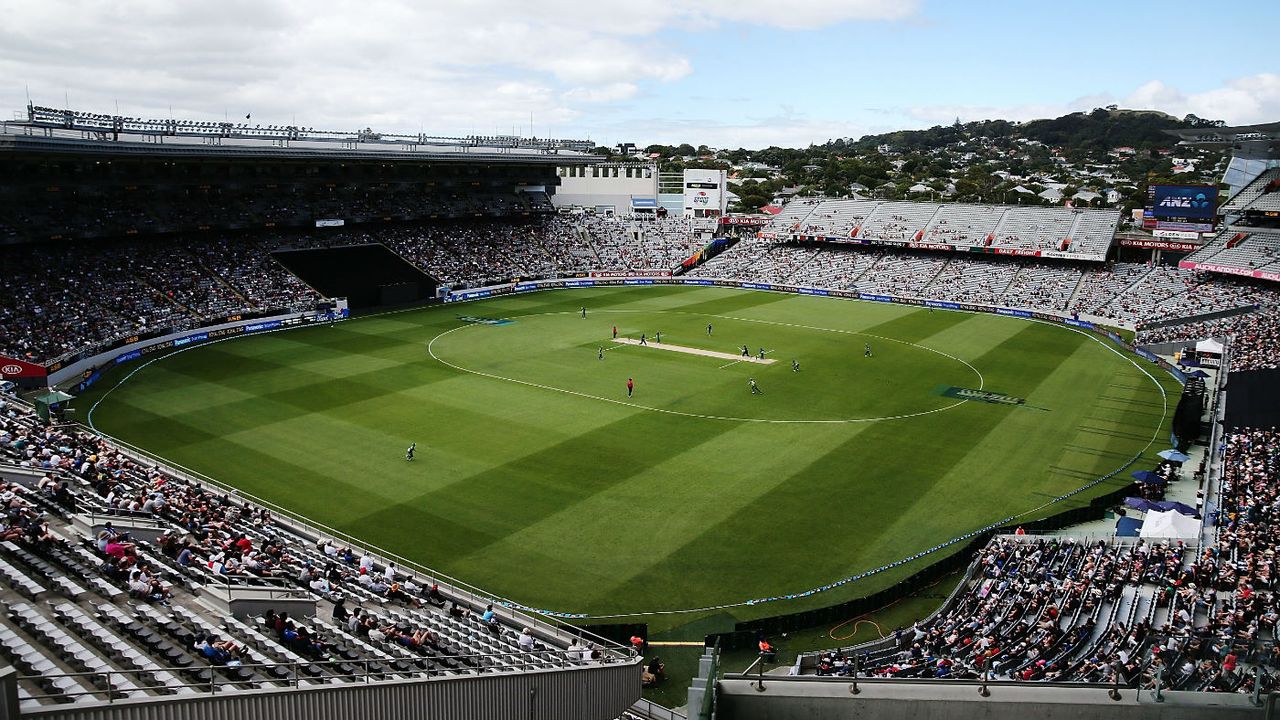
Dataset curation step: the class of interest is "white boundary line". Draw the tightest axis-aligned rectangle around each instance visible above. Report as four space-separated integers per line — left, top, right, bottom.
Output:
427 309 985 425
84 287 1172 619
562 316 1173 619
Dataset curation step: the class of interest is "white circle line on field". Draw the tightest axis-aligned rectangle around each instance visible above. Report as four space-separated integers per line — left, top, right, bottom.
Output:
426 308 985 425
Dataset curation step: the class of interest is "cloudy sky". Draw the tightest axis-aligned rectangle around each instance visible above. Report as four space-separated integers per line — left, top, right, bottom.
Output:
2 0 1277 149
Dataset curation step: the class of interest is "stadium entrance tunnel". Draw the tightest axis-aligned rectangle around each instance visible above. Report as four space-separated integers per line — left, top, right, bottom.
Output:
273 244 438 309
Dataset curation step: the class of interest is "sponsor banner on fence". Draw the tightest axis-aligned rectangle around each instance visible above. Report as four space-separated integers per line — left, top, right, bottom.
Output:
984 247 1042 257
1180 260 1280 282
1122 237 1199 250
172 332 209 348
589 270 672 278
140 339 175 356
0 355 48 378
996 308 1033 319
1151 230 1199 241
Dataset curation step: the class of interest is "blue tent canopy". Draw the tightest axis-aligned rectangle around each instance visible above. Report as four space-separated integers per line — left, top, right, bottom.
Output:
1116 516 1144 537
1131 470 1166 484
1124 497 1158 512
1153 500 1200 517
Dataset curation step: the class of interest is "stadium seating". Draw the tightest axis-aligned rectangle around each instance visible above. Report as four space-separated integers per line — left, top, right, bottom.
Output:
687 238 825 284
920 258 1020 305
920 204 1004 246
758 198 1121 258
1090 264 1271 325
1138 309 1280 371
0 399 625 711
1221 168 1280 213
800 425 1279 693
999 263 1085 311
988 206 1077 252
770 197 823 233
854 201 942 242
853 253 951 296
1184 230 1280 274
797 199 881 237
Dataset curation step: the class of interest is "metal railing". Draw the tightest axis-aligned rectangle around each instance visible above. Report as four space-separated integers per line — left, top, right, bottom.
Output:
698 645 721 719
629 697 687 720
17 649 616 705
722 671 1276 705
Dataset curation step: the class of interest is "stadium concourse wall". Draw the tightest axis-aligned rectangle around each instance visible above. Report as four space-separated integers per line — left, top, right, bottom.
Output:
1136 303 1259 332
715 675 1264 720
36 310 324 391
1 661 642 720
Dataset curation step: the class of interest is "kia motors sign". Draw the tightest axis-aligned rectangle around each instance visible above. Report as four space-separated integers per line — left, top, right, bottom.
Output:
0 355 48 378
1121 238 1199 252
589 270 672 278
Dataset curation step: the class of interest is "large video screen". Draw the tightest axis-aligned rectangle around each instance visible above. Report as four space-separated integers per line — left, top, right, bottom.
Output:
1149 185 1218 220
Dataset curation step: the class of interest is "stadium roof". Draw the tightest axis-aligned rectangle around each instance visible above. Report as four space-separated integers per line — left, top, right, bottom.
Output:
1166 121 1280 147
0 133 597 165
0 104 602 165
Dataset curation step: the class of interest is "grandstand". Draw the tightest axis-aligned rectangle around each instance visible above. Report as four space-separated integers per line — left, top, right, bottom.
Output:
1220 169 1280 214
7 107 1280 720
12 214 1278 367
775 422 1276 708
0 398 639 717
920 203 1004 246
1182 230 1280 279
760 197 1121 260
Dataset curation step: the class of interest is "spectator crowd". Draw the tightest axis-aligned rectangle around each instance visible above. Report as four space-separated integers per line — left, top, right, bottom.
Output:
3 220 1279 372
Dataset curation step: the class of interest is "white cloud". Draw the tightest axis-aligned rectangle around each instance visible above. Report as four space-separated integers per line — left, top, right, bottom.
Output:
1130 74 1280 125
563 83 641 104
659 0 917 31
0 0 918 143
906 73 1280 129
597 110 877 149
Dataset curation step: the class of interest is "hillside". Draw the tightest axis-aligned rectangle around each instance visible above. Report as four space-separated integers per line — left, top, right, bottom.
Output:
834 108 1222 154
